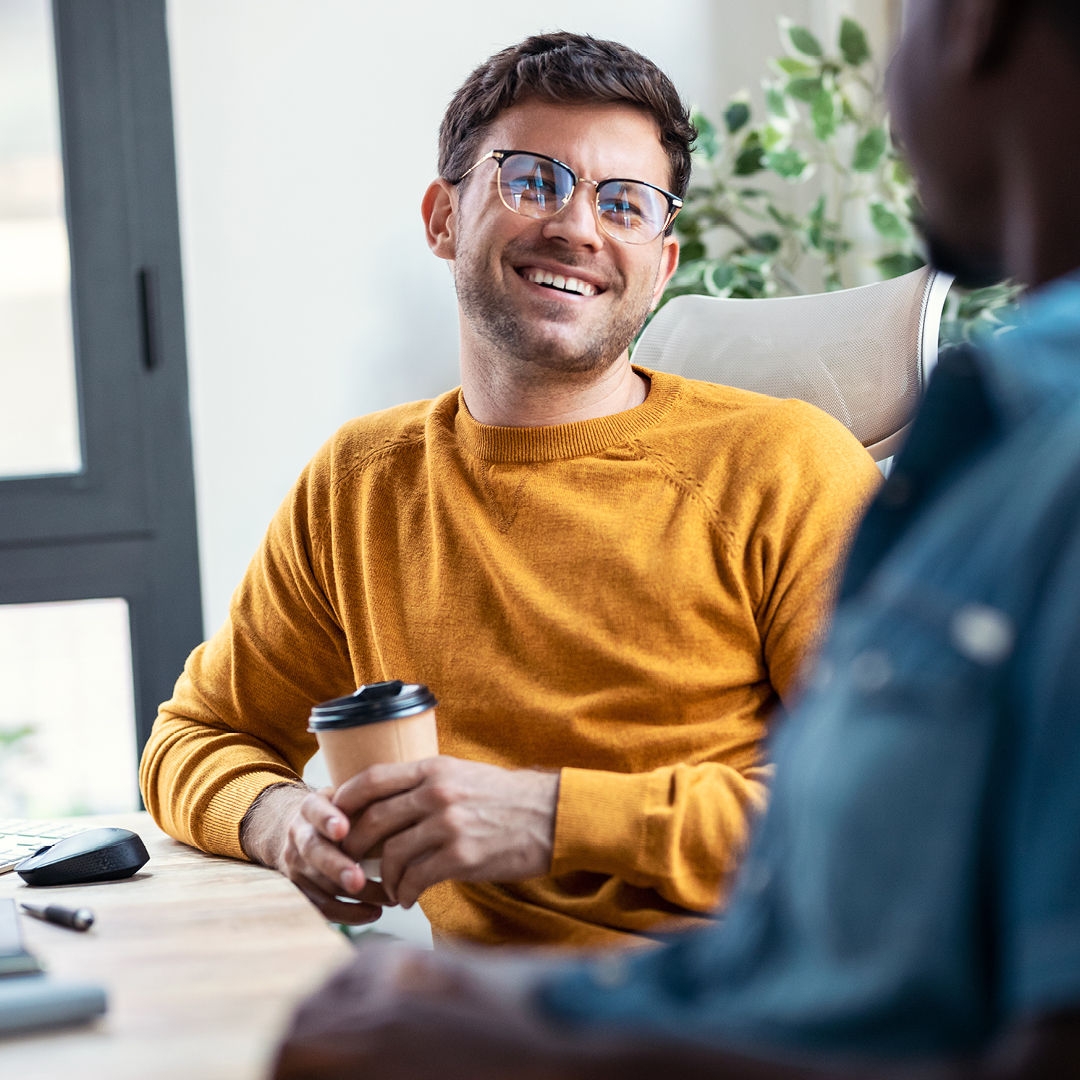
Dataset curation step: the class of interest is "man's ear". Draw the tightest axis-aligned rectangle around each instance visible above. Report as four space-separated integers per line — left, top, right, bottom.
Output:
649 234 680 310
422 179 456 262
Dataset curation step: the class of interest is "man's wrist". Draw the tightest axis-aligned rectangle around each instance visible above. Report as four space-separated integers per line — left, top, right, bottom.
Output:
239 780 309 868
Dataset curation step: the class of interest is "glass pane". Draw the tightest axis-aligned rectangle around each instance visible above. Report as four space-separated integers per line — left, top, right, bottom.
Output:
0 0 80 479
0 598 138 817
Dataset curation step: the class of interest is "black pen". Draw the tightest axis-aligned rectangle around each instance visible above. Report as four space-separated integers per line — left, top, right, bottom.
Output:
20 902 95 932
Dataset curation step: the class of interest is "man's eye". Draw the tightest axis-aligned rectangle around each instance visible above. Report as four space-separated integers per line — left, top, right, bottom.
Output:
514 177 556 196
599 197 647 228
522 168 558 192
507 172 558 210
598 184 665 232
600 197 643 218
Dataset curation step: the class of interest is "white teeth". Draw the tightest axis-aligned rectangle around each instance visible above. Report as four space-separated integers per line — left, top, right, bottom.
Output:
522 268 597 296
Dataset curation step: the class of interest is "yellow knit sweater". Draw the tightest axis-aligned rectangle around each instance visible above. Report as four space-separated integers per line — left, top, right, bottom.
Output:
140 369 880 948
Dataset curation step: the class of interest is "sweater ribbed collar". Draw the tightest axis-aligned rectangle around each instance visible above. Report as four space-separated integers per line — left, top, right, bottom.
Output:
452 367 681 464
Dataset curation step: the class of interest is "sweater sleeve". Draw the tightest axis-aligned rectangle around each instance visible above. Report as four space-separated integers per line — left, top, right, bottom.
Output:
551 401 881 912
139 444 355 859
552 762 772 911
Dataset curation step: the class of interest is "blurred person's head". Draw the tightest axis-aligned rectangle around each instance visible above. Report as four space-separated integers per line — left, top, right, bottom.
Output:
888 0 1080 288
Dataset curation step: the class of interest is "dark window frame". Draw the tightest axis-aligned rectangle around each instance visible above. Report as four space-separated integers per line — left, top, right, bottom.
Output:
0 0 201 762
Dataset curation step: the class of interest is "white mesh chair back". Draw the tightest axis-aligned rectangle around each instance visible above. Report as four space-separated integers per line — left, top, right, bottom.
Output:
633 267 952 461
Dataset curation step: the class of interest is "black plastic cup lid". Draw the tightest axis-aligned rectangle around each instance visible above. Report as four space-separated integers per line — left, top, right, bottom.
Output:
308 680 437 730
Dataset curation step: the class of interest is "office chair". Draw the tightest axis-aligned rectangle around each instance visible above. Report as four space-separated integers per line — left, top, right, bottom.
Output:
633 266 952 462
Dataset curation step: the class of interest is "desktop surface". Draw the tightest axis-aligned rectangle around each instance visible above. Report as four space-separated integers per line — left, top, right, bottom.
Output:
0 812 352 1079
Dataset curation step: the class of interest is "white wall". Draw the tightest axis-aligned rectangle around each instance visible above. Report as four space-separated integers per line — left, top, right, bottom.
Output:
165 0 892 634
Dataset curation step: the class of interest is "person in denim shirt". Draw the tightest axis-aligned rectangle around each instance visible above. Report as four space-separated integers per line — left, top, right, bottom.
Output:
271 1 1080 1076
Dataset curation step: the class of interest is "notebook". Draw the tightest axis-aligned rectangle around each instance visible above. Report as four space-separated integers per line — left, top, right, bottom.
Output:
0 899 107 1035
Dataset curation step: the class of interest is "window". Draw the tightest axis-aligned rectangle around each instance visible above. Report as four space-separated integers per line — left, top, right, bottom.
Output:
0 0 201 815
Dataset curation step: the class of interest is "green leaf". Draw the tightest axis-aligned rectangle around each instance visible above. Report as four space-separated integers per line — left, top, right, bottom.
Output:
774 56 816 76
760 125 786 151
668 262 707 289
704 262 736 296
807 193 826 227
724 99 751 135
734 141 765 176
767 203 800 229
786 76 823 103
869 201 910 241
875 252 926 278
787 23 824 58
811 88 837 141
852 126 887 171
0 723 34 749
839 17 871 67
733 252 770 272
888 157 913 188
765 85 788 118
821 235 852 258
751 232 782 254
679 238 707 262
764 148 809 180
691 109 719 159
864 200 907 240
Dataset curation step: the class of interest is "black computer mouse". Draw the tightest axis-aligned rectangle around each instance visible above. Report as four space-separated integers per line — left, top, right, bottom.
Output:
15 828 150 887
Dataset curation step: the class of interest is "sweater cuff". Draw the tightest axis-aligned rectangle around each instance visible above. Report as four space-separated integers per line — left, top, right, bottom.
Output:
552 766 668 878
200 769 302 861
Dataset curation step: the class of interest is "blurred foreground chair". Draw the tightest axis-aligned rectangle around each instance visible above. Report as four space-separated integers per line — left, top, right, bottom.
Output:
634 266 952 463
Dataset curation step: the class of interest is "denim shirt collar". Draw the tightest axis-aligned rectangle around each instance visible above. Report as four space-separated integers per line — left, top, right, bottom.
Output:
978 271 1080 425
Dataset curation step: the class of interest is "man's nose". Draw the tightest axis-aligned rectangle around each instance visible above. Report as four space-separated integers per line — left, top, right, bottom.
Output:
540 182 604 248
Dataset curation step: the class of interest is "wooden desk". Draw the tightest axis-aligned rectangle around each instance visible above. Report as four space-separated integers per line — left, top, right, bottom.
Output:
0 813 352 1079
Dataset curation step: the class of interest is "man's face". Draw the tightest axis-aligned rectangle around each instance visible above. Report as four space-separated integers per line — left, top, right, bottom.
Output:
440 99 679 377
887 0 1006 287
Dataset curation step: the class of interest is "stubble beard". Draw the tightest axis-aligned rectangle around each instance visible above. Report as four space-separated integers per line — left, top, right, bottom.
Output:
453 238 657 377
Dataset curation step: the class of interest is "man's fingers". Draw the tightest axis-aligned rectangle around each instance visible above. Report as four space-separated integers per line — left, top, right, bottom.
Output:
340 785 434 863
393 847 464 910
294 875 386 926
286 844 364 899
354 877 394 907
332 758 435 816
290 865 393 924
287 805 369 896
299 788 350 842
377 829 444 905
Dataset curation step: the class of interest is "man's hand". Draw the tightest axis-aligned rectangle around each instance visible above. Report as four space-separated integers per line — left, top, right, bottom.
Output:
269 944 868 1080
271 943 595 1080
332 756 560 908
239 781 392 924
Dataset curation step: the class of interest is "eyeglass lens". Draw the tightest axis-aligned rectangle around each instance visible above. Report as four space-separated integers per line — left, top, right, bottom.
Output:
496 153 671 243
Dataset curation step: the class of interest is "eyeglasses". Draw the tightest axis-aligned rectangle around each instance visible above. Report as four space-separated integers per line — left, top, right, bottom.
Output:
454 150 682 245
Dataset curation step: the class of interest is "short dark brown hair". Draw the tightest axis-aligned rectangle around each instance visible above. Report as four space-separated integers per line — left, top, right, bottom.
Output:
438 32 696 199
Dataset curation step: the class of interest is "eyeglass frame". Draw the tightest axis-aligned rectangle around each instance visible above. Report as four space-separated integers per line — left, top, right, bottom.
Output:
452 149 684 244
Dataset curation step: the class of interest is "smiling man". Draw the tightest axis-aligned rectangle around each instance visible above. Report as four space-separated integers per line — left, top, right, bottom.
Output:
140 32 879 947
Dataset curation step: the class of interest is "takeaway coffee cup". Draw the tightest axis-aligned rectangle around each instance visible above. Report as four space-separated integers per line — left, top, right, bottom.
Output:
308 680 439 879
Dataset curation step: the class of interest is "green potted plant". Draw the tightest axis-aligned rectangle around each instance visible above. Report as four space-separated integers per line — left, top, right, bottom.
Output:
662 15 1021 343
